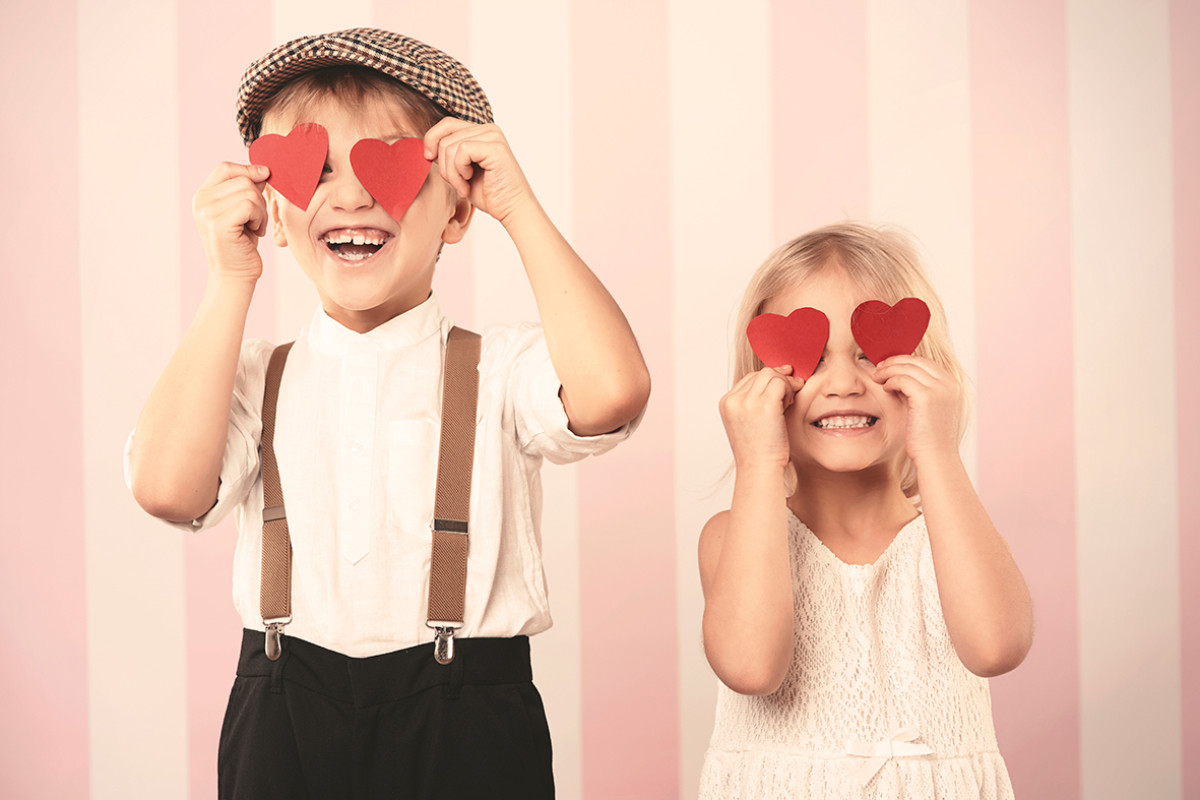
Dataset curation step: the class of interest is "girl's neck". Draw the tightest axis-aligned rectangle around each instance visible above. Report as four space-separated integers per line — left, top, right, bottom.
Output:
787 467 917 550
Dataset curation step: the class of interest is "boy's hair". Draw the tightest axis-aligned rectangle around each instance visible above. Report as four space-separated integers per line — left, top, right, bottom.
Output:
260 66 448 136
731 221 969 497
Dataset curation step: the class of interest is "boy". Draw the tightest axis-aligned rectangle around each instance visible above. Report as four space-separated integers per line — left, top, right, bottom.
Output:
127 28 649 799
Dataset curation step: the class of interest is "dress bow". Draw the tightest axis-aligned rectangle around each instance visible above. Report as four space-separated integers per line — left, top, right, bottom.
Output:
845 726 933 786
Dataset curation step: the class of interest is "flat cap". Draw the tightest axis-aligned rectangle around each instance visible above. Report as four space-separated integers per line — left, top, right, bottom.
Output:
236 27 493 145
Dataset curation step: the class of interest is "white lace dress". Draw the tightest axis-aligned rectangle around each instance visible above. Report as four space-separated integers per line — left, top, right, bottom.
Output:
699 512 1014 799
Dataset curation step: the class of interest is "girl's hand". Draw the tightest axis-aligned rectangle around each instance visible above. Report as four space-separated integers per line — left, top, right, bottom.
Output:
719 366 805 471
423 118 534 227
872 355 962 464
192 162 270 282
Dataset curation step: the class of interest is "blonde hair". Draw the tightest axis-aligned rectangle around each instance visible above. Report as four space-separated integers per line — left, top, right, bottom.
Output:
732 222 969 496
259 66 447 138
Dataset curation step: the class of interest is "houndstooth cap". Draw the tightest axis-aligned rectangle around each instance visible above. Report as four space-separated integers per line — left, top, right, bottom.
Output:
236 27 494 145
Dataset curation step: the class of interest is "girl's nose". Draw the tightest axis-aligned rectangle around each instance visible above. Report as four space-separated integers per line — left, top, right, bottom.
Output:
822 353 865 397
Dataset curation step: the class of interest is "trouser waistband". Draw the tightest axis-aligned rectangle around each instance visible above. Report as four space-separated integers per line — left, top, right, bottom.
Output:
236 629 533 707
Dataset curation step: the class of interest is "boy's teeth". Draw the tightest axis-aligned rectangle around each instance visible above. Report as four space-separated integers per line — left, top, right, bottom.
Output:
322 231 387 245
816 415 875 429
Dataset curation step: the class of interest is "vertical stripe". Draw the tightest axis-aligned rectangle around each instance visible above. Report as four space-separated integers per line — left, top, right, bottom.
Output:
467 4 586 795
1069 1 1181 797
969 0 1079 795
269 1 374 342
571 2 678 797
79 1 188 797
670 3 773 797
176 6 273 798
770 0 871 237
373 1 476 326
0 1 88 797
1171 0 1200 794
867 0 978 474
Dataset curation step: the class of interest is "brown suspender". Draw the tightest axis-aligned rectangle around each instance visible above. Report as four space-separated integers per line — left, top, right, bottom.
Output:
260 342 295 660
258 327 482 664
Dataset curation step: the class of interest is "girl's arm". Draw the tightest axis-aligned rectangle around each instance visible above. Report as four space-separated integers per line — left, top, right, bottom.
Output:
699 367 804 695
128 162 269 523
425 120 650 436
875 355 1033 677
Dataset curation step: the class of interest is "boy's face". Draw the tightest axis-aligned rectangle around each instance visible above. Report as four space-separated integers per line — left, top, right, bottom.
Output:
263 93 472 333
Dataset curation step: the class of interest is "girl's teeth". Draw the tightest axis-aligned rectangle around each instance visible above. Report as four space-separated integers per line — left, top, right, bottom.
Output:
817 415 874 429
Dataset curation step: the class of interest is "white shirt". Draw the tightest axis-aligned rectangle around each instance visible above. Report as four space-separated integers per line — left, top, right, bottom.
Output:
127 295 637 657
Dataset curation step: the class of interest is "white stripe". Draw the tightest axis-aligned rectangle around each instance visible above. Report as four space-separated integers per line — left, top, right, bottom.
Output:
669 2 773 795
469 4 584 797
1069 1 1182 796
866 0 978 476
78 2 187 797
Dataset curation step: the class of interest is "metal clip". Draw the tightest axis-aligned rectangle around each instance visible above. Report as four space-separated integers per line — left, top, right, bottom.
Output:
429 623 461 665
264 621 287 661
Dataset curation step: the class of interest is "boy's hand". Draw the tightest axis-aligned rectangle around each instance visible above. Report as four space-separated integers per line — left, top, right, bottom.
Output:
424 119 534 227
192 162 270 282
719 366 805 472
872 355 962 465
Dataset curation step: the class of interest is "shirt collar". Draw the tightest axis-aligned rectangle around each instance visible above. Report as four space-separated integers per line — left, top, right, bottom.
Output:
306 294 446 355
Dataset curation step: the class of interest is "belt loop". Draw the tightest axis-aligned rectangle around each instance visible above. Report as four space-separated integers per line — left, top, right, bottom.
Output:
270 645 290 694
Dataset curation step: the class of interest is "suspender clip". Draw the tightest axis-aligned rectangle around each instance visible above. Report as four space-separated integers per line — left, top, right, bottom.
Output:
264 619 289 661
428 622 462 665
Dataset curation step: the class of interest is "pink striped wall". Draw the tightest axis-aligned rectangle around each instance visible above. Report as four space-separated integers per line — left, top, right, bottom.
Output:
1 2 1195 798
969 1 1079 795
571 3 677 796
0 1 88 798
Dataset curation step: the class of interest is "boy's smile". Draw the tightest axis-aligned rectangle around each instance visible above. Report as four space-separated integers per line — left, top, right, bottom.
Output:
263 94 472 333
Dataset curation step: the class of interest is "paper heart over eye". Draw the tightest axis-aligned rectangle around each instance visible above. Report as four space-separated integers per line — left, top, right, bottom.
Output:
850 298 931 363
747 307 830 379
248 123 328 211
349 138 432 221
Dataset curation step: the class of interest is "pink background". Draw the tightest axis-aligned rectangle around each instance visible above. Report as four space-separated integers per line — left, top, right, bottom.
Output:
1 0 1195 798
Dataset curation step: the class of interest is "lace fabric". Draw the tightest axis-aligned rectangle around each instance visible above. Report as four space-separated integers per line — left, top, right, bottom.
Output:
699 513 1014 799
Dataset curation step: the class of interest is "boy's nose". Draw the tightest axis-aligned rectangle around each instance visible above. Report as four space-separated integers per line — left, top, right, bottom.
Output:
329 171 375 212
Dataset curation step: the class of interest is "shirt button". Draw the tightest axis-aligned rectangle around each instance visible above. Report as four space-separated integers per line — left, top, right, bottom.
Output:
350 440 363 453
349 498 361 511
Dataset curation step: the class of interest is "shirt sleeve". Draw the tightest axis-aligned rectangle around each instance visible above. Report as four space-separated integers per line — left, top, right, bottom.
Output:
485 323 643 465
123 338 274 533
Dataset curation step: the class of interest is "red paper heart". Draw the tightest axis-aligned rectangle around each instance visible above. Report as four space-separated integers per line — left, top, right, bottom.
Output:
349 138 432 221
850 298 931 363
746 307 830 379
248 123 328 211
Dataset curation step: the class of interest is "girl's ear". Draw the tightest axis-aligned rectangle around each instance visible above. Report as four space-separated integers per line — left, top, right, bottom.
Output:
265 187 288 247
440 194 474 245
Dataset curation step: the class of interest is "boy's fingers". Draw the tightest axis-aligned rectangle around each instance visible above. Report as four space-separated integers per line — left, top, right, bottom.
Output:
423 117 473 158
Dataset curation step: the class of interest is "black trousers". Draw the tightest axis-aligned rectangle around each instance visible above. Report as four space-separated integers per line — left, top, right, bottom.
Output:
218 630 554 800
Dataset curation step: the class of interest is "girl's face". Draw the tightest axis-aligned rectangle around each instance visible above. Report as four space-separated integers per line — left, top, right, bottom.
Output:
763 267 909 482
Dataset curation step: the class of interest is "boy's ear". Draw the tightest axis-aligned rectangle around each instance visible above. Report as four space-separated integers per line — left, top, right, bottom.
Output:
265 187 288 247
440 194 474 245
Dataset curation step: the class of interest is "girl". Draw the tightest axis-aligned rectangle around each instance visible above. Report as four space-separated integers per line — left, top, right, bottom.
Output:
698 223 1032 798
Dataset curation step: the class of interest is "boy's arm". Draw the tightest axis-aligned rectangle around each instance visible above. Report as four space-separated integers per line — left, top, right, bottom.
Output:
425 121 650 436
128 162 270 523
874 355 1034 677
